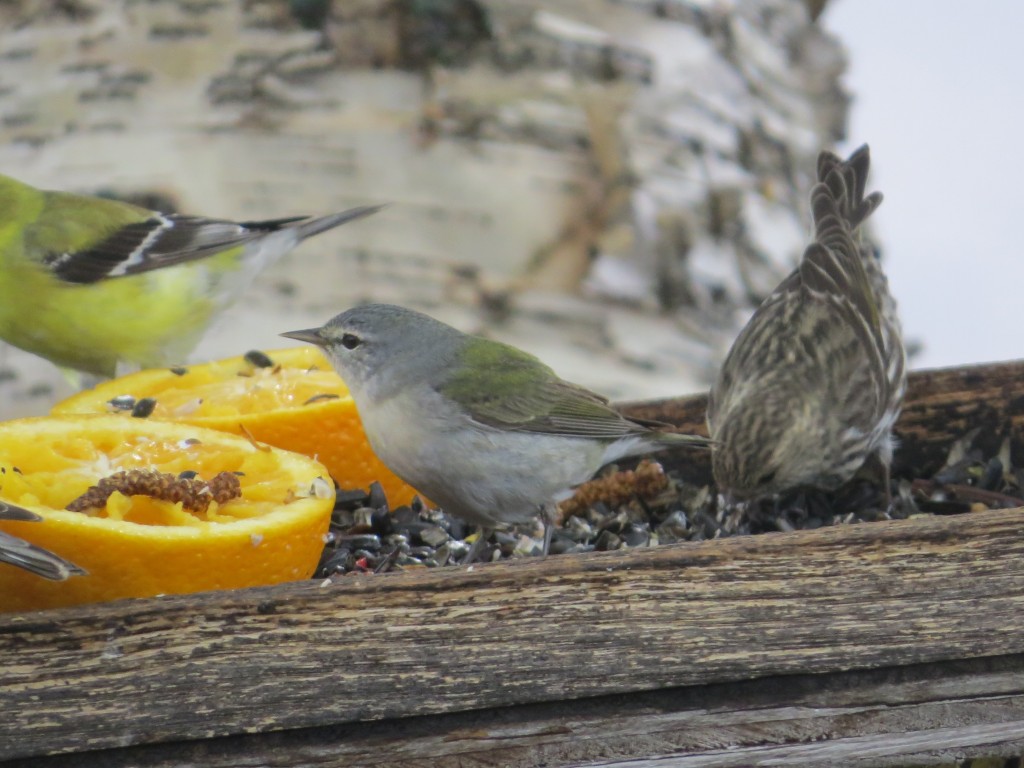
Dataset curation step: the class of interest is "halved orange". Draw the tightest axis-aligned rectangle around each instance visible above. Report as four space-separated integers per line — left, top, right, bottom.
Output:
0 415 333 613
52 347 422 507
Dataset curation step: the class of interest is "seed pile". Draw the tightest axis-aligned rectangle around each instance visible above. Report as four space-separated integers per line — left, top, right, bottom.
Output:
315 430 1024 578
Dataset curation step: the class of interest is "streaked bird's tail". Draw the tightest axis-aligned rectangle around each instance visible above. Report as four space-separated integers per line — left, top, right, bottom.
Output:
815 145 883 239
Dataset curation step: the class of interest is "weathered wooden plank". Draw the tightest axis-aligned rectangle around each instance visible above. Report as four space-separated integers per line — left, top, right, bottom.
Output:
3 505 1024 760
11 654 1024 767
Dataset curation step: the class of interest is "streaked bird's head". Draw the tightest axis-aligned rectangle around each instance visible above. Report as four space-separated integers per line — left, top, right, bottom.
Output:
710 393 847 500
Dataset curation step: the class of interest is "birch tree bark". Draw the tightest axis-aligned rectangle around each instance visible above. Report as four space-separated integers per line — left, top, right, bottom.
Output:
0 0 851 416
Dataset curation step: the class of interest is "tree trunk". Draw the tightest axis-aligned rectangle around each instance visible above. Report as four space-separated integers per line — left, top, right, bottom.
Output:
0 0 849 413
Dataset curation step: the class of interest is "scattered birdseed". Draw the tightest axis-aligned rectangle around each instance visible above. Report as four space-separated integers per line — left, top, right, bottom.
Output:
108 395 136 412
173 398 203 417
304 393 340 405
312 426 1024 578
309 476 333 499
66 469 242 514
130 397 157 418
238 423 272 451
244 350 275 368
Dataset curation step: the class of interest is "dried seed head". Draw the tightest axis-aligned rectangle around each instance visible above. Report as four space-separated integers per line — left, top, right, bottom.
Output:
559 459 668 519
66 469 242 514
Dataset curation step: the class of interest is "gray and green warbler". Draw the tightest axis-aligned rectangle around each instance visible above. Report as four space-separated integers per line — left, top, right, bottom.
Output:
283 304 712 562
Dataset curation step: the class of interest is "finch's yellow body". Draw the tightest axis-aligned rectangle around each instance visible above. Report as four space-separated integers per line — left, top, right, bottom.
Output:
0 173 380 378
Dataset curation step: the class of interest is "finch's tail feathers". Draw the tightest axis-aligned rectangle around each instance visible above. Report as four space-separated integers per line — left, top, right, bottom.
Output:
292 205 387 241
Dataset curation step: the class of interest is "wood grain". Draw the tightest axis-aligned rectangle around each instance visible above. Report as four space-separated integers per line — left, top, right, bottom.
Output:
4 506 1024 761
9 653 1024 767
11 655 1024 767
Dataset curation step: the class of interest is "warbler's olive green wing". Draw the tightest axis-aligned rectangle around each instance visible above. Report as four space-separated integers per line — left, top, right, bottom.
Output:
438 339 662 439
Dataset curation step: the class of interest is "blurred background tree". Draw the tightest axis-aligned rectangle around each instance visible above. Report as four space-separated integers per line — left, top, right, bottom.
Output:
0 0 853 416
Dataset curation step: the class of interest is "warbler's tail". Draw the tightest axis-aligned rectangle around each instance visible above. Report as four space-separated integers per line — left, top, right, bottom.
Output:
292 204 387 241
657 430 714 448
0 502 87 581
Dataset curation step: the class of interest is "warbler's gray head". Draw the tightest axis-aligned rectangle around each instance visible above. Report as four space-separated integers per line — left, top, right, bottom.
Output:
710 393 847 500
281 304 463 399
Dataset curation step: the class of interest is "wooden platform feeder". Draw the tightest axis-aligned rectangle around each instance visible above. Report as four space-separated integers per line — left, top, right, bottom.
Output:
4 361 1024 767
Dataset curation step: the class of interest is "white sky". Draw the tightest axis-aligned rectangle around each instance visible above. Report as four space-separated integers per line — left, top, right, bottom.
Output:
824 0 1024 369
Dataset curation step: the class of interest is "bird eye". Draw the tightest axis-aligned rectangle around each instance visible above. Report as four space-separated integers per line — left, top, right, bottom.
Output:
340 333 362 350
757 470 777 488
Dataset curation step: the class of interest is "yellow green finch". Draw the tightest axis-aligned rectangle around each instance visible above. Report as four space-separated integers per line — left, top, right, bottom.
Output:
0 172 380 378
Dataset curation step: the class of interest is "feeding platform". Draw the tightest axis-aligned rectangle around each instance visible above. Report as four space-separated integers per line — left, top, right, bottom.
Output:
3 361 1024 767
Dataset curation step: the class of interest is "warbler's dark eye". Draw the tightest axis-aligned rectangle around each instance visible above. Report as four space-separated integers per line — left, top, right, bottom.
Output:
757 470 777 487
340 333 362 350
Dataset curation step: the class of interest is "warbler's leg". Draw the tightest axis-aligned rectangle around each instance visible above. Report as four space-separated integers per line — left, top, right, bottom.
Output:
882 461 893 510
461 527 493 565
541 504 554 558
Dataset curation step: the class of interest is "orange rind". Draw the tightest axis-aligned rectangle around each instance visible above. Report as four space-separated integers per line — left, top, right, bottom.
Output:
53 347 423 507
0 415 334 612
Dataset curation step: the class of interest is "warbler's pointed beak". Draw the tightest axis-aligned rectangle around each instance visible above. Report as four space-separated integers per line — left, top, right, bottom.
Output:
280 328 327 347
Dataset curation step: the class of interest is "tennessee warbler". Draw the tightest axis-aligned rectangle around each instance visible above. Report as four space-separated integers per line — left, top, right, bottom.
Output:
282 304 711 562
0 502 85 581
0 172 381 379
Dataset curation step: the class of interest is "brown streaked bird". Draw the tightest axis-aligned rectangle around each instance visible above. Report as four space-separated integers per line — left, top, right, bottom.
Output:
707 145 906 500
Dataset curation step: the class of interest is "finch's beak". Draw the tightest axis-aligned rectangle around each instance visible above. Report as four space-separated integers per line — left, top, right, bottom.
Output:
0 502 43 522
280 328 327 347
